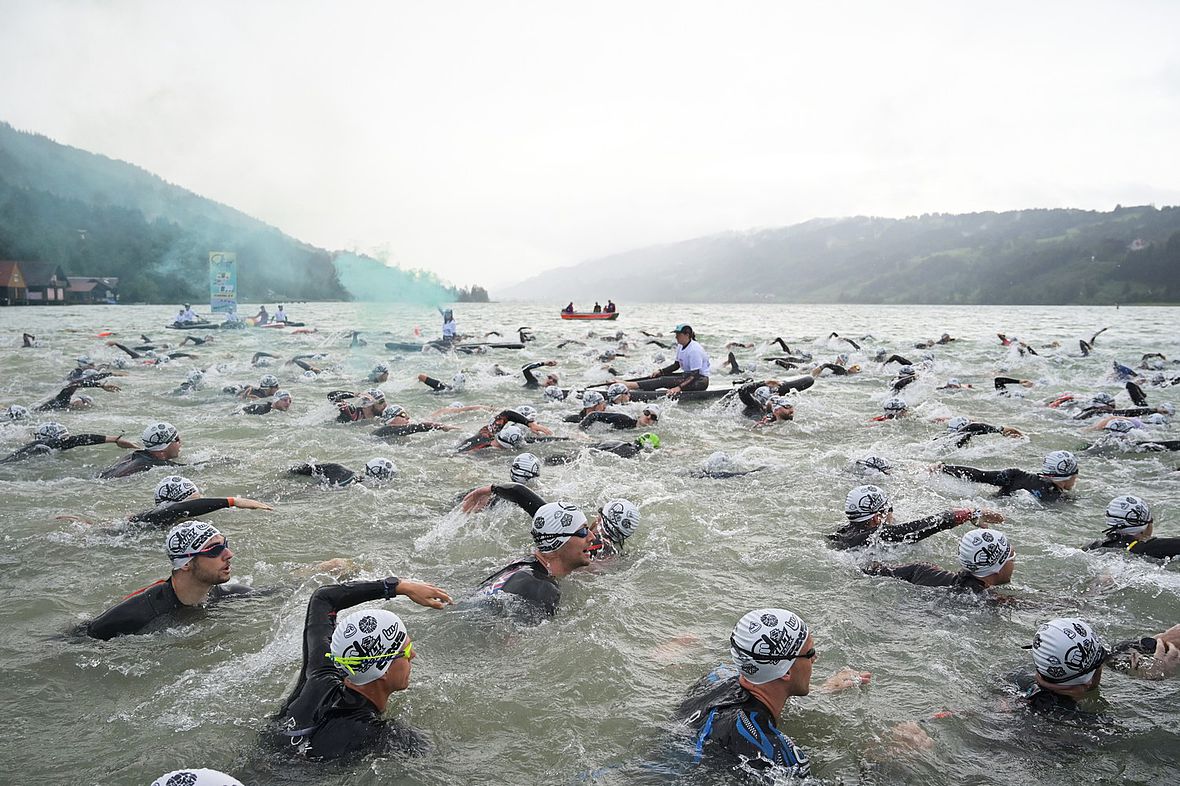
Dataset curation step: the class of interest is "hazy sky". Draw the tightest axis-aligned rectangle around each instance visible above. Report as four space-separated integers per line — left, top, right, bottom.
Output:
2 1 1179 290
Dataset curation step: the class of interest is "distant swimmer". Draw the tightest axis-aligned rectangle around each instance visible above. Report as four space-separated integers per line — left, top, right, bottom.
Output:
459 453 542 512
269 574 451 760
371 404 457 439
416 372 467 395
546 432 660 464
97 422 184 479
241 389 293 415
225 374 281 399
288 457 397 487
689 451 768 479
521 360 559 388
618 324 710 394
937 377 972 390
865 528 1016 595
870 397 908 421
827 484 1002 550
454 409 533 453
34 381 114 411
467 493 595 621
1077 327 1109 356
754 396 795 427
937 415 1023 448
994 376 1035 394
562 390 608 423
914 333 956 349
811 354 861 377
1082 495 1180 559
578 404 659 431
179 333 214 346
851 454 892 477
828 332 861 350
86 521 250 640
933 449 1078 502
0 421 138 465
121 475 273 528
890 364 918 393
368 363 390 384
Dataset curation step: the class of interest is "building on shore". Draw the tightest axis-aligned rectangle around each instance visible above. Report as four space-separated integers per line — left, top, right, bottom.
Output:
0 261 28 305
67 276 119 304
18 261 69 305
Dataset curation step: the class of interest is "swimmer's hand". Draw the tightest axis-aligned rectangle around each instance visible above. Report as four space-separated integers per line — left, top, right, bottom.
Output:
234 497 274 511
821 666 871 693
398 579 453 608
461 486 493 513
1001 426 1023 438
101 383 121 392
529 423 554 436
927 463 944 473
667 386 681 397
1155 624 1180 649
1020 380 1035 388
975 508 1004 525
888 721 935 752
113 436 140 449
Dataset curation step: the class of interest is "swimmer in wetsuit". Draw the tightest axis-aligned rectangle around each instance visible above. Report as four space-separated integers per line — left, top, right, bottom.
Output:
618 324 710 394
288 457 397 487
578 404 659 431
937 416 1023 448
754 396 795 428
86 521 249 640
416 372 467 395
116 475 273 528
871 397 909 421
521 360 559 388
228 374 280 400
563 390 608 423
241 390 293 415
689 451 768 479
586 498 641 562
371 404 457 439
677 608 868 783
459 453 542 512
0 421 139 464
865 528 1016 595
827 485 1003 550
545 432 660 464
368 363 389 384
466 494 595 621
334 388 388 423
934 449 1079 502
269 575 451 761
98 421 184 479
1082 495 1180 559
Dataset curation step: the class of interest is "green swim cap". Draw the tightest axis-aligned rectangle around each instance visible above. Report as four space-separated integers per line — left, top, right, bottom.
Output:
638 432 661 450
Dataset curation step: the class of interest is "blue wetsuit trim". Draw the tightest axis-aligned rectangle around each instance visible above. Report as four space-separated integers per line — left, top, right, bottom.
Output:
693 709 717 763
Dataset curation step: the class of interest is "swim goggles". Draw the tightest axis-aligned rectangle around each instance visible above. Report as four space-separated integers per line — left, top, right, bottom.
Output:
326 641 413 675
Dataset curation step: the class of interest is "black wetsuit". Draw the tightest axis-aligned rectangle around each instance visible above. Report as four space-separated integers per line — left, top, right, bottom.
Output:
1073 406 1115 420
0 434 110 464
881 354 913 366
242 401 276 415
128 497 239 528
939 466 1065 501
468 484 563 619
98 450 180 479
813 363 850 376
737 382 770 420
826 509 972 550
1083 532 1180 558
289 463 359 486
993 377 1025 393
578 411 639 430
864 561 987 591
37 379 109 410
419 375 457 393
521 362 551 388
675 666 809 782
271 579 424 760
373 422 447 439
946 423 1005 448
1012 636 1162 719
86 577 252 640
455 410 532 452
546 439 644 464
891 374 917 393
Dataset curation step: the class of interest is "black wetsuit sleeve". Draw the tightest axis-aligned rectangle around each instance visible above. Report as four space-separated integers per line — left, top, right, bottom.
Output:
882 354 912 366
289 463 356 484
420 376 446 391
496 409 531 427
111 343 141 359
818 363 848 376
38 385 79 411
76 372 114 387
1110 407 1153 417
865 562 961 587
372 422 440 438
891 375 916 393
0 442 52 464
489 483 548 516
1126 537 1180 558
243 401 273 415
940 465 1011 487
87 580 180 640
58 434 109 450
953 423 1003 448
521 362 544 388
993 376 1023 390
293 359 315 372
578 411 637 430
737 383 761 408
877 510 963 544
130 497 233 527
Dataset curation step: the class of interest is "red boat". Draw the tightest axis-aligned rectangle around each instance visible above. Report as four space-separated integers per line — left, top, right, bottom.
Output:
560 311 619 320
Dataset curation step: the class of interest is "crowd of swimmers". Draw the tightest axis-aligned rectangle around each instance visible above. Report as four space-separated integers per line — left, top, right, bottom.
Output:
4 311 1179 784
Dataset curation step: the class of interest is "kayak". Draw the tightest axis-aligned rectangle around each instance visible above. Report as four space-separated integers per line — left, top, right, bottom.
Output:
385 341 525 352
626 388 734 402
561 312 618 320
165 322 219 330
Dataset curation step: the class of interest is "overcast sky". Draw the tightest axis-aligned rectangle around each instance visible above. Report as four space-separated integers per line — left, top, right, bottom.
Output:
3 1 1179 290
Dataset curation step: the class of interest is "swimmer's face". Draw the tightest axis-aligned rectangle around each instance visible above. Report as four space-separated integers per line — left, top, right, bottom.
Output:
189 536 233 584
545 374 559 387
273 397 292 411
162 437 182 460
783 634 816 697
387 415 410 426
995 550 1016 585
383 642 415 692
555 528 594 570
638 412 657 427
372 400 387 414
1054 476 1078 491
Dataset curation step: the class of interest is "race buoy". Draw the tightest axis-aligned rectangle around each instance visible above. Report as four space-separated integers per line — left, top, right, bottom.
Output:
97 331 114 337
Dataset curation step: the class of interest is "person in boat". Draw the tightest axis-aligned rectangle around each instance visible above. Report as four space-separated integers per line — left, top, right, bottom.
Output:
253 305 270 326
593 302 602 313
605 300 616 313
439 308 457 342
563 302 575 314
274 304 289 323
618 324 711 394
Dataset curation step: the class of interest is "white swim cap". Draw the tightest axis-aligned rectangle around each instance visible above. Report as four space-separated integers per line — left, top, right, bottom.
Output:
365 388 386 403
1144 413 1169 425
1028 618 1107 686
854 455 892 475
165 521 222 568
364 457 397 481
495 423 527 448
516 405 538 423
154 475 200 506
302 370 317 379
703 451 736 475
753 386 772 405
897 365 916 378
730 608 811 685
450 372 467 391
274 390 292 401
606 383 629 402
531 501 588 553
383 404 407 420
1090 392 1115 407
373 363 389 374
882 397 908 414
186 370 204 384
957 528 1014 577
946 377 961 387
844 484 890 522
329 608 409 685
947 416 970 432
36 422 69 441
582 390 605 408
259 374 279 388
151 769 244 786
1040 450 1078 479
1104 418 1135 433
142 421 179 450
544 385 565 402
510 452 541 483
5 404 29 421
1104 495 1152 536
600 498 640 542
1160 402 1176 416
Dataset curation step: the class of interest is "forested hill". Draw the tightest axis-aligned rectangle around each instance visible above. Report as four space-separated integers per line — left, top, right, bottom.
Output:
0 122 489 304
500 207 1180 305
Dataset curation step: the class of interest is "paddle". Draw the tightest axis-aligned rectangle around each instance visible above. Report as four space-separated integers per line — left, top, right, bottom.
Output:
584 375 649 389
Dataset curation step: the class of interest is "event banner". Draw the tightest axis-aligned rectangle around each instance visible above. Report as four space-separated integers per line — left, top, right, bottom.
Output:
209 251 237 312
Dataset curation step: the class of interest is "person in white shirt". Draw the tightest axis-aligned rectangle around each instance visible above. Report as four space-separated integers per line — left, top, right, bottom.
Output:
274 304 289 323
619 323 711 394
